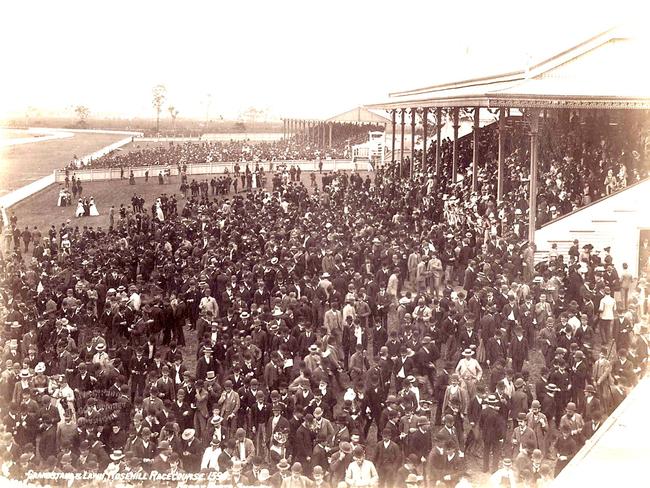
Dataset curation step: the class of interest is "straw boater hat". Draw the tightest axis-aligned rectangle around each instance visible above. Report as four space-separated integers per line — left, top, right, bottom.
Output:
181 428 196 441
110 450 125 461
462 348 474 357
276 459 290 471
95 343 106 352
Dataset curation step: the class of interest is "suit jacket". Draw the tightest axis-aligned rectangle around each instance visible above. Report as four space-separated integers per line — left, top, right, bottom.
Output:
373 440 402 472
218 390 240 418
583 396 602 421
485 337 508 366
266 415 290 441
414 346 439 376
195 356 220 382
233 438 255 464
479 407 506 443
293 424 314 459
393 356 415 380
463 267 476 291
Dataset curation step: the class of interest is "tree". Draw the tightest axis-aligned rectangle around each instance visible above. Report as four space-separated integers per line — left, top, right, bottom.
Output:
74 105 90 126
152 84 167 134
168 105 179 132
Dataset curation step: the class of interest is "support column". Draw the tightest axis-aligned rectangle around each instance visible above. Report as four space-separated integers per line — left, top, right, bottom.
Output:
400 109 405 178
497 108 506 202
391 110 396 164
421 107 428 172
528 108 540 243
410 108 416 178
328 123 332 148
436 107 442 176
472 107 480 192
452 108 459 182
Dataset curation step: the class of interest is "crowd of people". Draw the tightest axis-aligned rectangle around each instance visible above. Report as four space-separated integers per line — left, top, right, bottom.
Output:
423 110 650 227
0 117 648 487
66 129 377 172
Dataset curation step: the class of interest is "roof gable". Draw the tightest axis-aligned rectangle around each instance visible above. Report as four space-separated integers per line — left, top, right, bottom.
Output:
325 106 390 124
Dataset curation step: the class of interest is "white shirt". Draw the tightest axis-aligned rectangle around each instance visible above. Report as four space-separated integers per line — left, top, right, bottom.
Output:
201 446 222 470
345 460 379 487
129 292 141 311
599 295 616 320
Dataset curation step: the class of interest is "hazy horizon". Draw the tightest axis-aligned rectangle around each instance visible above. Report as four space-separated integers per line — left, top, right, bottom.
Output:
1 0 639 122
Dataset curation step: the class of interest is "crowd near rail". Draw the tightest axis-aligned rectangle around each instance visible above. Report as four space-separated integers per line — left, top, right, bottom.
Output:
0 114 647 488
406 111 650 229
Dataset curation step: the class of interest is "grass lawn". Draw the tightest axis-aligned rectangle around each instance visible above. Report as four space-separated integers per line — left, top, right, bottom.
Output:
0 132 127 195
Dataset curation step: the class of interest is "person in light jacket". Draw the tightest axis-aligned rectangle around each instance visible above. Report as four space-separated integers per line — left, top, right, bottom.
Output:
345 446 379 487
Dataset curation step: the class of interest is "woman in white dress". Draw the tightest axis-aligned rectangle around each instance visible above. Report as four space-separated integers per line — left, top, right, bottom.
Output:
89 197 99 216
57 189 65 207
75 199 85 218
155 199 165 222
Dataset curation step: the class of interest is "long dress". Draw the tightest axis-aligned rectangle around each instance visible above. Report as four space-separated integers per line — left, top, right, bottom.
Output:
57 190 65 207
89 200 99 216
75 201 85 217
156 204 165 222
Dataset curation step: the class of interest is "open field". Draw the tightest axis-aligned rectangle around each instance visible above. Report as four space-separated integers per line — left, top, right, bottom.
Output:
0 132 126 195
9 170 368 231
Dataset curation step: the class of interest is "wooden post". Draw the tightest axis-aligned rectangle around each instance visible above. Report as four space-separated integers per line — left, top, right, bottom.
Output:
497 108 506 202
528 108 540 243
391 110 396 164
400 109 405 178
452 108 459 182
421 108 428 172
410 108 416 178
472 107 480 192
436 107 442 176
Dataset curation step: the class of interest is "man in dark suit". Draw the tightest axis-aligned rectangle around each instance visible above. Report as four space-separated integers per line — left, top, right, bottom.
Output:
479 395 506 473
485 329 508 368
293 415 314 475
509 326 529 373
266 405 290 447
463 260 477 294
414 337 439 392
195 347 220 382
570 350 589 413
393 346 415 392
373 427 402 488
407 418 432 461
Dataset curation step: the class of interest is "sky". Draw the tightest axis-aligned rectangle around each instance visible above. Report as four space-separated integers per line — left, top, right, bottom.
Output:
0 0 641 121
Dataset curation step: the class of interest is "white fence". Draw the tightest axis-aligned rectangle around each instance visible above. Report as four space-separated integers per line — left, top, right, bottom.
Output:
55 159 369 182
0 129 143 215
0 173 55 222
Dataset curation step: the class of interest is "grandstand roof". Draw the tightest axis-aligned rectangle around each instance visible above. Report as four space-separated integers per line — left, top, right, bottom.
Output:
325 106 391 124
366 25 650 110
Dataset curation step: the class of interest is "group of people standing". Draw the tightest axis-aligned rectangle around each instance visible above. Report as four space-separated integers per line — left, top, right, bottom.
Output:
0 125 648 488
